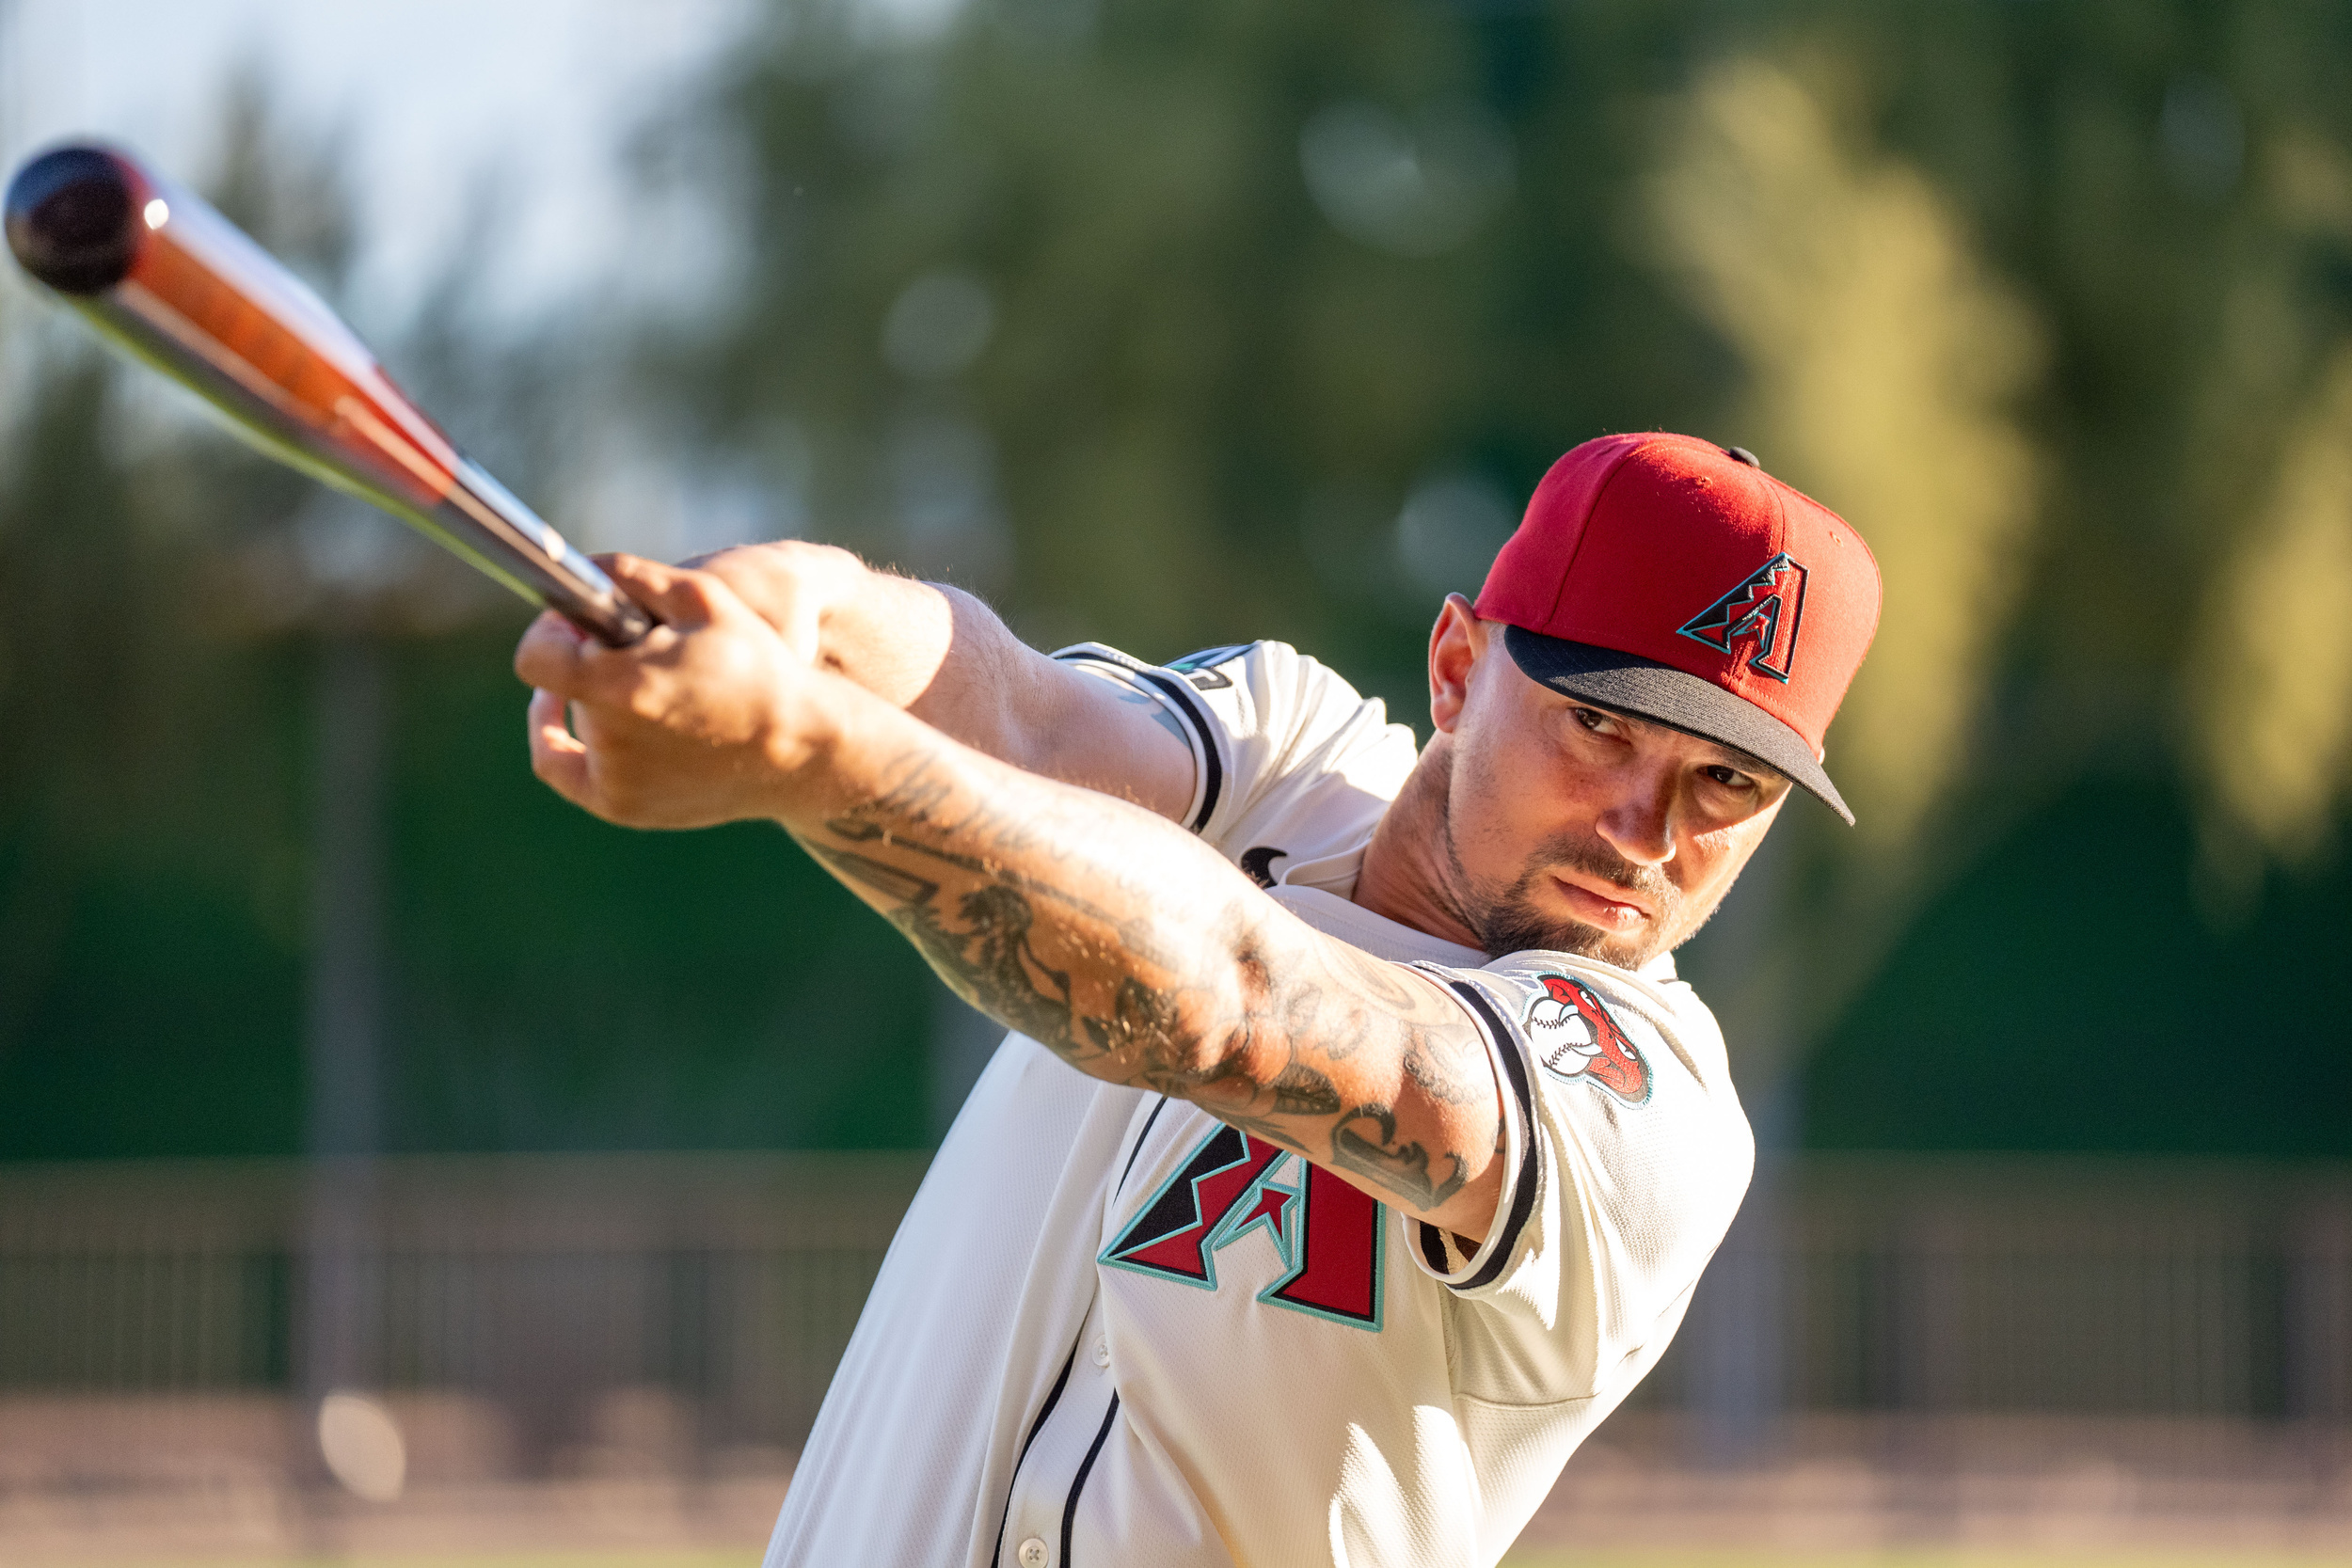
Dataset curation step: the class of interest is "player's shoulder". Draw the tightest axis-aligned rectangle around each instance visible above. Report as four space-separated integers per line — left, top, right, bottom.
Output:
1053 637 1406 779
1192 640 1391 752
1058 638 1350 709
1048 637 1417 850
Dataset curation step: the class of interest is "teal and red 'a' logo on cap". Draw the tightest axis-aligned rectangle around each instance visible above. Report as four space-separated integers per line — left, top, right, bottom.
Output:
1677 551 1808 684
1472 434 1879 770
1470 433 1881 821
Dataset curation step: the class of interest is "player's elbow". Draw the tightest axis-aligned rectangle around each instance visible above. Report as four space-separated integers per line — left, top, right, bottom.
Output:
1154 932 1289 1097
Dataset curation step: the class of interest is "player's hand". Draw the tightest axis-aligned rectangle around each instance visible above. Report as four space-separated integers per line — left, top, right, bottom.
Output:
678 539 863 666
514 554 834 829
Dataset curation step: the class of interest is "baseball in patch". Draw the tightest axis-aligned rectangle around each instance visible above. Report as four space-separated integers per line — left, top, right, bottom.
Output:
1525 974 1651 1104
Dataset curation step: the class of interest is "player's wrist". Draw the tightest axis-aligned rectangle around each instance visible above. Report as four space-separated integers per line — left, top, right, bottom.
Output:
758 661 868 822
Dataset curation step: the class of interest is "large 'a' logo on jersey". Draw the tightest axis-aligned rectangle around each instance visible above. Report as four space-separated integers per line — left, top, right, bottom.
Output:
1677 551 1809 684
1099 1125 1384 1330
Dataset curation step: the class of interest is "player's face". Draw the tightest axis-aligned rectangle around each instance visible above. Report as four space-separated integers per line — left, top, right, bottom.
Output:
1429 602 1791 969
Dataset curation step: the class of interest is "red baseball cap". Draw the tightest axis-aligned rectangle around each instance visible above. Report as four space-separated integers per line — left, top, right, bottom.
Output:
1473 433 1881 823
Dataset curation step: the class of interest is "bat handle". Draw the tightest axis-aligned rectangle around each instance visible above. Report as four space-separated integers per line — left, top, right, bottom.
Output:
564 554 660 648
445 460 660 647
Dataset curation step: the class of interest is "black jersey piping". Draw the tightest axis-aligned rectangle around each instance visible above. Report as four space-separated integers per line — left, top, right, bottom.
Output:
1114 1097 1169 1199
1418 1221 1452 1275
1440 979 1540 1293
992 1331 1085 1568
1060 1391 1121 1567
1134 670 1223 832
1046 649 1226 833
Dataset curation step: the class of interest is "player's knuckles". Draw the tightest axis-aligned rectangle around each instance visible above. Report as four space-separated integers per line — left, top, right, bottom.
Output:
571 648 663 713
688 544 786 597
693 543 826 632
619 674 682 724
623 562 725 627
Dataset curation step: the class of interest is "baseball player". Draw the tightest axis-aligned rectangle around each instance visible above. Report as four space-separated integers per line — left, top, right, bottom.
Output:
513 432 1881 1566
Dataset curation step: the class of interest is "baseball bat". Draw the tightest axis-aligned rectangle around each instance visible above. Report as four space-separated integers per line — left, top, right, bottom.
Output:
3 143 656 646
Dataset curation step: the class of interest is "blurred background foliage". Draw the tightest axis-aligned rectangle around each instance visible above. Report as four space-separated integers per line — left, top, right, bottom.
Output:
3 0 2350 1162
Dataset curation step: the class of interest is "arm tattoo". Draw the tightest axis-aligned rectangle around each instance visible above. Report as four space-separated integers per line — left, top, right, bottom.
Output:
1401 1025 1490 1108
806 840 1088 1056
793 721 1498 1222
1331 1103 1471 1212
1109 682 1191 747
1270 1061 1342 1116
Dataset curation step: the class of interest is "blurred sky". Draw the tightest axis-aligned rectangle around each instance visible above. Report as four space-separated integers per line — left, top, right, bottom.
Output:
0 0 785 332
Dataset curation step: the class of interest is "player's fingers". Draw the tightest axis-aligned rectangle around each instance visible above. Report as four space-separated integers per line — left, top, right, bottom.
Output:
514 610 592 695
518 604 668 713
600 552 729 630
526 687 595 806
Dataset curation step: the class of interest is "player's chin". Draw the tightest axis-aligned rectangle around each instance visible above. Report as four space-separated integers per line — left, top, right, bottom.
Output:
1472 898 1666 970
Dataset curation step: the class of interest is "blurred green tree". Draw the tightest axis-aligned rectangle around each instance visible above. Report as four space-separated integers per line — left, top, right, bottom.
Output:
645 0 2352 1154
9 0 2352 1162
0 82 326 1155
649 0 1710 693
0 77 939 1159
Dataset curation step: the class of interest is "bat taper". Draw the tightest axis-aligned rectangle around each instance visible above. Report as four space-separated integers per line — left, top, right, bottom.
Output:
4 143 655 646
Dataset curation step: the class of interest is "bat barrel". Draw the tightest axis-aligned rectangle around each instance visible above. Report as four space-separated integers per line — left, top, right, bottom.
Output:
6 142 657 648
5 146 149 295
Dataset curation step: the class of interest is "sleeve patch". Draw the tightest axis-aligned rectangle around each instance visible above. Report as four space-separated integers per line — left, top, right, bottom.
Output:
1525 974 1652 1106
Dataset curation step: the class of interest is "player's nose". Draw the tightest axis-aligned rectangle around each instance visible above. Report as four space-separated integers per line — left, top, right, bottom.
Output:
1593 769 1677 867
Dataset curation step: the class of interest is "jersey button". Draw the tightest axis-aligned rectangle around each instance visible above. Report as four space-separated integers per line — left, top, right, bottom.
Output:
1090 1336 1110 1368
1017 1537 1050 1567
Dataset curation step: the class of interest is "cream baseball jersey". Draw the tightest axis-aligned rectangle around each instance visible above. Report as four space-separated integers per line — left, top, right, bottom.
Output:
761 641 1755 1568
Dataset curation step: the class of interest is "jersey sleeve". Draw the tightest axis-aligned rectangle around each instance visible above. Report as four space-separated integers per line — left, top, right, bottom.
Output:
1404 954 1755 1411
1050 640 1418 856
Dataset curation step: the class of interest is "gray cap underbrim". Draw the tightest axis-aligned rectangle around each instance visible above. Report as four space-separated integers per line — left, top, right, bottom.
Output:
1501 625 1853 824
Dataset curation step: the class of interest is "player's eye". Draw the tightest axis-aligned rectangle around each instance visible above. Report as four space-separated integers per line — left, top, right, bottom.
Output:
1569 705 1614 735
1702 764 1752 790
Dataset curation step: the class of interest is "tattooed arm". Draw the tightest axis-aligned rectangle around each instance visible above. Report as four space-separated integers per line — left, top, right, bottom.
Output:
515 557 1508 1239
675 541 1196 821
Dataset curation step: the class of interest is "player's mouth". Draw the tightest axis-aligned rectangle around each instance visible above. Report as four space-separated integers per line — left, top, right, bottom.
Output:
1552 872 1654 932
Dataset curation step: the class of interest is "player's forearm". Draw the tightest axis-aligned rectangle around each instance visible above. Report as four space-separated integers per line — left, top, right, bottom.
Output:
775 672 1249 1081
694 541 1048 762
515 558 1496 1233
772 679 1503 1231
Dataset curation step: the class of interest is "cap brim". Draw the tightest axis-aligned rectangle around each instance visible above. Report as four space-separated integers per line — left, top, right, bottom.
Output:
1501 625 1854 825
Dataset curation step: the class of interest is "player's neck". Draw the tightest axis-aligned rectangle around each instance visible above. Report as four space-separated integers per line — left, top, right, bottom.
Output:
1353 743 1485 954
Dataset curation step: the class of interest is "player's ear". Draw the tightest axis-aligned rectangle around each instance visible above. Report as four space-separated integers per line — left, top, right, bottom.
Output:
1428 594 1484 736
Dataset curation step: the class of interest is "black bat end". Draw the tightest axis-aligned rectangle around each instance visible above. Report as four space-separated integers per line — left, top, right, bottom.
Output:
6 146 146 295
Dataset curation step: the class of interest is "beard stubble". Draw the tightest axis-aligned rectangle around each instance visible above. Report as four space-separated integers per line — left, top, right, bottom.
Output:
1438 745 1704 970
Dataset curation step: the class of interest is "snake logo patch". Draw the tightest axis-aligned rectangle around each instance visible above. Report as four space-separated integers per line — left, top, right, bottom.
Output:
1525 974 1651 1104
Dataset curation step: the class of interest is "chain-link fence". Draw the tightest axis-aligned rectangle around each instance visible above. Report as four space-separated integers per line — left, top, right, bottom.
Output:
1 1151 2347 1550
1646 1155 2352 1421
